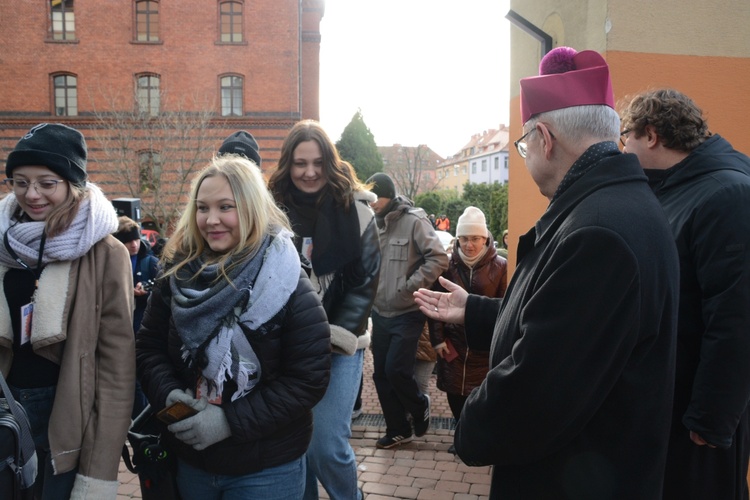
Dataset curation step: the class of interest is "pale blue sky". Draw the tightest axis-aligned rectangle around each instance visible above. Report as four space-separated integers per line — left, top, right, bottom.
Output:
319 0 511 159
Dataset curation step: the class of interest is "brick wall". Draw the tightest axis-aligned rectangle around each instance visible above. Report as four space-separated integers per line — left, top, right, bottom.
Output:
0 0 322 229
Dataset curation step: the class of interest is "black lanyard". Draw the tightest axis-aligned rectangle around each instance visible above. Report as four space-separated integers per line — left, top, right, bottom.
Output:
3 227 46 289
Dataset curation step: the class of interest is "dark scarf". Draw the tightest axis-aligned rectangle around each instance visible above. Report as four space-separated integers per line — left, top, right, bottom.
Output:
285 186 361 276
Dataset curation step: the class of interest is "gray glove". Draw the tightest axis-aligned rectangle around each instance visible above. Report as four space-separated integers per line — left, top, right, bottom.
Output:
168 399 231 450
165 388 206 411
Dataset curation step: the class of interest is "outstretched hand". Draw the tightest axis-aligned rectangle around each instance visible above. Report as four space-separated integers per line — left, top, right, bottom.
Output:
414 276 467 325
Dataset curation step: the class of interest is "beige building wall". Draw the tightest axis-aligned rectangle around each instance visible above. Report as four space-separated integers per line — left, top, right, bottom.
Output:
506 0 750 271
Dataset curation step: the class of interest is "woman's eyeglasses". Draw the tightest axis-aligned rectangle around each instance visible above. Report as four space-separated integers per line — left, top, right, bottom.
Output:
3 178 64 195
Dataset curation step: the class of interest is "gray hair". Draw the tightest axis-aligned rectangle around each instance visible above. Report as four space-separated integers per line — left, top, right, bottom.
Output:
527 105 620 144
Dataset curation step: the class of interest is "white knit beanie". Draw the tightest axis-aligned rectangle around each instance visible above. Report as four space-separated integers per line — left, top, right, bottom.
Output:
456 206 488 237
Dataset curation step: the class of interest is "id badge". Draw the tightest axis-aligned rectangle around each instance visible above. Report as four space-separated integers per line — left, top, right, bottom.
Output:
196 376 222 405
301 237 313 263
20 302 33 345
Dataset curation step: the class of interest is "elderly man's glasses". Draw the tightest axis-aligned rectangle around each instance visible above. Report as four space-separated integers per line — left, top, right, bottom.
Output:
3 178 64 195
514 129 535 158
514 128 555 158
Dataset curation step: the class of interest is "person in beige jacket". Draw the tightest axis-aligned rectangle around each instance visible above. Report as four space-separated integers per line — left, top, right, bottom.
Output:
0 123 135 499
366 173 448 449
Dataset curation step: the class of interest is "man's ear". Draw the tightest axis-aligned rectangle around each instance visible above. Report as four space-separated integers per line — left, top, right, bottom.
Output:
538 123 555 160
645 125 660 149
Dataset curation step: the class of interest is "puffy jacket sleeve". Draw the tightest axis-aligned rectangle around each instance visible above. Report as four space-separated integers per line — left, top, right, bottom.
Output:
225 269 331 441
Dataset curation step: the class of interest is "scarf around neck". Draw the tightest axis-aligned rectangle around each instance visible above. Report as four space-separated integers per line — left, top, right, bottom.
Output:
458 243 489 268
170 227 300 402
0 183 119 268
285 186 361 276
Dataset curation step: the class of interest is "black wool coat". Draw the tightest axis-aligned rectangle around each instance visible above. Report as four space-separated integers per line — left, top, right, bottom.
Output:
455 152 680 499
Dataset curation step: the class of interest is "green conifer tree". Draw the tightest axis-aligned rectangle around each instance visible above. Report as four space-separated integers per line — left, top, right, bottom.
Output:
335 109 384 181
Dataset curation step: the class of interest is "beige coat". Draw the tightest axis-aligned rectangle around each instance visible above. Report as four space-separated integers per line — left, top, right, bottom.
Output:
0 235 134 496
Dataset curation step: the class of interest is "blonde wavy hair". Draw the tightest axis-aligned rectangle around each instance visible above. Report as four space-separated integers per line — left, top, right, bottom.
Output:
161 155 291 282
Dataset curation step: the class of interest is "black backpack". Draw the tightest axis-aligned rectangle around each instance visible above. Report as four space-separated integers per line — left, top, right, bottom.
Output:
0 372 37 500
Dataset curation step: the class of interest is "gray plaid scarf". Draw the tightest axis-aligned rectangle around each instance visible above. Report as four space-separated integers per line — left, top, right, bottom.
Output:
171 228 300 402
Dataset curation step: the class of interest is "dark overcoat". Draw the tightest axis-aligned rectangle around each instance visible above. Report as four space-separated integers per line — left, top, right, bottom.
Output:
455 151 680 499
647 135 750 500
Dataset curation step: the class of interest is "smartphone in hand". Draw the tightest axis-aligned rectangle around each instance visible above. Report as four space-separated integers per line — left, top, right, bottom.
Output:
157 401 199 424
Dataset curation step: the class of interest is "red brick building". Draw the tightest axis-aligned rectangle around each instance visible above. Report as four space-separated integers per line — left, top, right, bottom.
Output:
0 0 324 229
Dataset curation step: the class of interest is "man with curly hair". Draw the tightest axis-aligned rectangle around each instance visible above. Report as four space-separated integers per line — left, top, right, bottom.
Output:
622 88 750 500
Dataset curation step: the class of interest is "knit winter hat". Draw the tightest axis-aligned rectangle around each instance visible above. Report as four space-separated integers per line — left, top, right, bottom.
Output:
218 130 262 167
519 47 614 124
6 123 88 186
456 206 488 238
367 172 396 200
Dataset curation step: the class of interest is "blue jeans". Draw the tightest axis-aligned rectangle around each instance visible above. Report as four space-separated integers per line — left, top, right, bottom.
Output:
9 385 78 500
371 310 429 437
303 350 363 500
176 456 305 500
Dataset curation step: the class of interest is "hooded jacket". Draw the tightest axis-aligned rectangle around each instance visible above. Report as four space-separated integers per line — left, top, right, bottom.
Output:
645 134 750 499
372 196 448 317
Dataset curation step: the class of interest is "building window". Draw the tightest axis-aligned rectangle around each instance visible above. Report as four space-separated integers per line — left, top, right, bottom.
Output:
135 1 160 42
53 74 77 116
454 166 459 177
220 1 243 42
481 159 487 172
139 150 162 192
462 165 467 174
220 75 243 116
51 0 75 40
136 74 160 116
494 157 499 170
504 156 509 169
472 162 477 174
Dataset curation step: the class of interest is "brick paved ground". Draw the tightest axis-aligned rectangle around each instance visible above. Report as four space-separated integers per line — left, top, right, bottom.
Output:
117 348 492 499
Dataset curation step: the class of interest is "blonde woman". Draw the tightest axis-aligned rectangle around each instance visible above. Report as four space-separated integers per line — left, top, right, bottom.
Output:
136 155 331 499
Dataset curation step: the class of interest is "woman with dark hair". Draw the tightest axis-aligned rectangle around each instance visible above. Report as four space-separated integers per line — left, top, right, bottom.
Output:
0 123 134 499
137 155 331 499
268 120 381 500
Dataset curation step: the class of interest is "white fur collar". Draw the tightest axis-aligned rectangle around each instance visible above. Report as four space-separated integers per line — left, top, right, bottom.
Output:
0 262 71 348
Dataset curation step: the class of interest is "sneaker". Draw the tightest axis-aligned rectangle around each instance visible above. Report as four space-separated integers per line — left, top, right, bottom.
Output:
351 408 363 420
375 433 413 449
413 394 431 437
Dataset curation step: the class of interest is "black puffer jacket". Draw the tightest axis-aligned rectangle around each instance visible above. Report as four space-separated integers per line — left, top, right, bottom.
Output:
136 268 331 475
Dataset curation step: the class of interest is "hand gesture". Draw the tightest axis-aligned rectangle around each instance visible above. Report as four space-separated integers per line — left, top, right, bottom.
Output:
413 276 467 325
